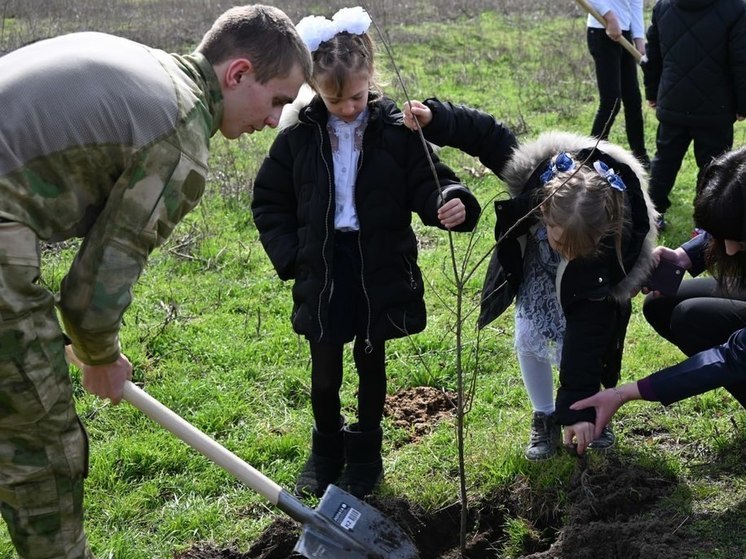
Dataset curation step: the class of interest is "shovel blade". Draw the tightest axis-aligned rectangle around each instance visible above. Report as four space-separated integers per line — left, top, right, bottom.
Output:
294 484 419 559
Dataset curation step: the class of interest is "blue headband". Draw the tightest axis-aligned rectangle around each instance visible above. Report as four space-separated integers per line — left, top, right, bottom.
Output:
539 152 627 192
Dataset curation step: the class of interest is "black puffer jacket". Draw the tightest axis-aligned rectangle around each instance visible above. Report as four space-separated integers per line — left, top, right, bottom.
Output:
418 98 518 179
644 0 746 127
251 93 480 344
479 132 658 426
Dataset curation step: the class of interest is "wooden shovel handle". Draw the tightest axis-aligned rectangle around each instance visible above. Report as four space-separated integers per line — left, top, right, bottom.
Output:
122 380 284 506
575 0 643 64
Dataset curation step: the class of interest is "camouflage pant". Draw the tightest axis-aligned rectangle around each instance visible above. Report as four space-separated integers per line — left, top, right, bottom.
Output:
0 222 93 559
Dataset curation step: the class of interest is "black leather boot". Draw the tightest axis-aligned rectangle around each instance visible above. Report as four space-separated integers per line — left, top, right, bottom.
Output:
294 421 345 498
338 423 383 498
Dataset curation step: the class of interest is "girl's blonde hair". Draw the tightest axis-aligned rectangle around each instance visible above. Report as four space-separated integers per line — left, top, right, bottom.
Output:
310 31 383 96
540 165 627 264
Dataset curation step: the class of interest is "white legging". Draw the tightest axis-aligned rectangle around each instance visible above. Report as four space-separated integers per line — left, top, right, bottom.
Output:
517 352 555 414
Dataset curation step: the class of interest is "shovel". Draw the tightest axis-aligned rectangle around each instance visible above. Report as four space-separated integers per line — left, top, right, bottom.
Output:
122 380 419 559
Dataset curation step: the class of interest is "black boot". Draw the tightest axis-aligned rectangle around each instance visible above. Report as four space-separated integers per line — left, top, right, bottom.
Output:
338 424 383 498
294 422 345 498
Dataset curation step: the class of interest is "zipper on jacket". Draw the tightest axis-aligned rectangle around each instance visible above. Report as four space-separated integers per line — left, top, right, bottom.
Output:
315 121 334 341
353 147 374 354
404 255 418 290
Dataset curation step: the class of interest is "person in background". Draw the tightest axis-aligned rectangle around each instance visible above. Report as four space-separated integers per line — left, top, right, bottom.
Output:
586 0 650 170
251 7 480 499
643 0 746 231
642 229 746 407
572 145 746 453
0 6 311 558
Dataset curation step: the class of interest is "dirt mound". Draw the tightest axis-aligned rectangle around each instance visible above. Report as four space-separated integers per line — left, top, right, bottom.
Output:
520 454 697 559
384 386 457 444
174 387 705 559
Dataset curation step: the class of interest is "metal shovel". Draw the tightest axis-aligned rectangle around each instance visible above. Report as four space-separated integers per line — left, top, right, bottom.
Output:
122 380 419 559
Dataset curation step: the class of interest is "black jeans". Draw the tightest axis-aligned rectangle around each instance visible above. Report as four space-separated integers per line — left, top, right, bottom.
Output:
643 277 746 406
648 120 733 213
643 277 746 356
587 28 647 158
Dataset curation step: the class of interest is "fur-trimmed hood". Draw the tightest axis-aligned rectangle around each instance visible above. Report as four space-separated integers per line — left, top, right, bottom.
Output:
278 83 316 130
503 131 659 302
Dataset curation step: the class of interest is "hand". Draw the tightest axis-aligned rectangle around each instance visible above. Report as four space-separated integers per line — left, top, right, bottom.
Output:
438 198 467 229
563 421 596 456
641 246 691 295
64 344 85 369
652 245 691 269
81 355 133 405
403 100 432 131
634 37 645 57
570 383 641 453
603 11 622 41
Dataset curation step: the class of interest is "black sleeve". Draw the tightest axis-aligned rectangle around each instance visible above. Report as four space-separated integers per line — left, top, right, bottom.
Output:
554 298 629 426
421 98 518 179
439 183 482 232
251 132 299 281
648 327 746 405
680 232 708 277
642 10 662 102
729 5 746 116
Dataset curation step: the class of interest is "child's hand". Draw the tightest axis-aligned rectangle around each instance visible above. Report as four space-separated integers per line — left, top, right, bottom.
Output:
403 100 433 131
562 420 596 456
438 198 467 229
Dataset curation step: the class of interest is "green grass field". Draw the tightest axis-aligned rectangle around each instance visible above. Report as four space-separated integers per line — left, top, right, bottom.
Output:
2 3 746 558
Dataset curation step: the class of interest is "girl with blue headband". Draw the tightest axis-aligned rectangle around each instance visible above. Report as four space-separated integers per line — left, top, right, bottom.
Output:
405 101 657 458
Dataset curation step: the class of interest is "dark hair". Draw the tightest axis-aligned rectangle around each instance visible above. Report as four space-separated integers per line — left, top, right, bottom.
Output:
310 31 381 96
694 145 746 291
197 5 312 84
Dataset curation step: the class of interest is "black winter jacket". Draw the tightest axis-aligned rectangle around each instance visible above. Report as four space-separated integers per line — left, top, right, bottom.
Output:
481 132 657 426
251 94 480 345
644 0 746 127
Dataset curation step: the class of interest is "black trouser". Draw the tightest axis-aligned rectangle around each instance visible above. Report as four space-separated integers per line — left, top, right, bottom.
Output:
643 277 746 405
643 277 746 355
309 340 386 433
587 28 647 158
309 231 387 434
648 120 733 213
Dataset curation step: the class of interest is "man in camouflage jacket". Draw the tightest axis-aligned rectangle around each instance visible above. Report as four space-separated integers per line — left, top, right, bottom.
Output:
0 6 311 558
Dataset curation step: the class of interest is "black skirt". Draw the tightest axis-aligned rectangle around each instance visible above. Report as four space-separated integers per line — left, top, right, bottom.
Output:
326 230 367 344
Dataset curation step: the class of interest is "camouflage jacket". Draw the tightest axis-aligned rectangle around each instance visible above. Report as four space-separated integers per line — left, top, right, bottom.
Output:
0 32 223 364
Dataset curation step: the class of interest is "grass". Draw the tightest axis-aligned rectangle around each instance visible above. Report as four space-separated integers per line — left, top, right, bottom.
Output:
3 3 746 558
